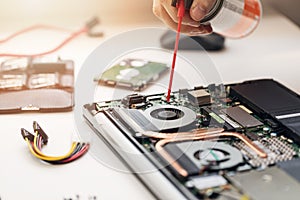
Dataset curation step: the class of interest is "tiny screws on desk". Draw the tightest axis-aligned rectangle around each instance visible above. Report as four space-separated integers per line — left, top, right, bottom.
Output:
63 194 98 200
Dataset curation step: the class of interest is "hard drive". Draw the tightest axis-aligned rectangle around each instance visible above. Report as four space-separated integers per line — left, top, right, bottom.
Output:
94 59 169 91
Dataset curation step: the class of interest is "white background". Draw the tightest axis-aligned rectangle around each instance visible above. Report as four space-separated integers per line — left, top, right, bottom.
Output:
0 1 299 200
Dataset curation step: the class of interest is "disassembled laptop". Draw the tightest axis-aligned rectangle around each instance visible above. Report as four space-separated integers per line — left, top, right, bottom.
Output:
84 79 300 199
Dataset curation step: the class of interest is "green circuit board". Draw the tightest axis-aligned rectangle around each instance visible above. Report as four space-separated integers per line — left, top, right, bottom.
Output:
91 80 300 199
94 59 169 91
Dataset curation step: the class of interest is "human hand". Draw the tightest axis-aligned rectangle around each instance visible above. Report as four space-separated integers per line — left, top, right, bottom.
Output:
153 0 216 35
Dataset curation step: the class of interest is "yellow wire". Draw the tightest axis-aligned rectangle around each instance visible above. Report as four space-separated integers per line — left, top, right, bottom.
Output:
33 130 77 159
25 138 77 161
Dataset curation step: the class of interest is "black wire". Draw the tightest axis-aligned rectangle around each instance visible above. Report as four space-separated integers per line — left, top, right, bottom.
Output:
50 144 89 165
41 143 87 165
31 126 89 165
71 143 84 155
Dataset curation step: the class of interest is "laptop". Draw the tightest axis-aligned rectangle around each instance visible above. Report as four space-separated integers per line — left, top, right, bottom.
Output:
83 79 300 200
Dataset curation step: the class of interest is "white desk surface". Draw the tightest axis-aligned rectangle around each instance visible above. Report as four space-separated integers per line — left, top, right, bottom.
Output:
0 8 299 200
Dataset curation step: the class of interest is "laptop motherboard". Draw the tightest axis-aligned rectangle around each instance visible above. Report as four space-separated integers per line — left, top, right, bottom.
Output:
84 79 300 200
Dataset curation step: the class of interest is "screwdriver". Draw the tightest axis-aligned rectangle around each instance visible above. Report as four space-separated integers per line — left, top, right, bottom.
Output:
166 0 191 102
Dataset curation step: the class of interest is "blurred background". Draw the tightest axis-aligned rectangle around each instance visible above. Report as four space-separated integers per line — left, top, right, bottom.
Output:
0 0 156 25
0 0 299 26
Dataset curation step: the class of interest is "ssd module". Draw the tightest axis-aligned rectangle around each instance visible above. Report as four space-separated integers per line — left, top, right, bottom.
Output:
84 79 300 200
94 58 169 91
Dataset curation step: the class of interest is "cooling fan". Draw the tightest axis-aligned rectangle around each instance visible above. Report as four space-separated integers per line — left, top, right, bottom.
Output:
144 105 197 132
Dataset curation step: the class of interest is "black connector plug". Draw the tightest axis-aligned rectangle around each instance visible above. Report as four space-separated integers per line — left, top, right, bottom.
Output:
33 121 48 145
21 128 35 142
85 17 99 30
85 17 104 38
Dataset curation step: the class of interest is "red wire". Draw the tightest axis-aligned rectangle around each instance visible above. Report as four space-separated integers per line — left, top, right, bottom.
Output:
62 144 90 163
166 0 185 102
38 135 43 149
0 25 88 58
0 25 71 44
33 133 89 164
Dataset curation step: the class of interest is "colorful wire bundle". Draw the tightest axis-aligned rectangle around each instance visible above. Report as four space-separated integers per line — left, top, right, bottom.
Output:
21 121 89 165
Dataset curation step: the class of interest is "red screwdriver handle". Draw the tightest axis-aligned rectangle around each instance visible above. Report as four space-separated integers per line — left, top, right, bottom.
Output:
171 0 194 9
166 0 186 102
